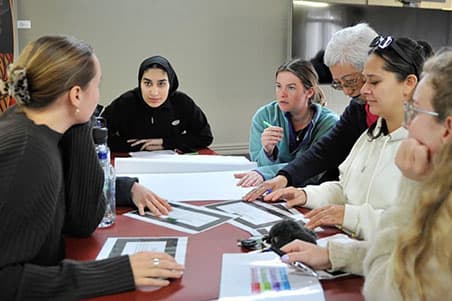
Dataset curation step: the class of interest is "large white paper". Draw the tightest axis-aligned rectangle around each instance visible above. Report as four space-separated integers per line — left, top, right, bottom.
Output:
123 201 234 234
115 155 257 174
129 150 178 158
118 170 254 201
219 252 325 301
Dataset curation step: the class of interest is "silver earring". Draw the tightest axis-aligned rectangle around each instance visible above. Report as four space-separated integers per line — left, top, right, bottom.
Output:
75 108 80 114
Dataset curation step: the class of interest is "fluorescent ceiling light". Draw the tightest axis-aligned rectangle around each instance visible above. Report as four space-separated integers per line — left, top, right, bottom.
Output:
294 0 330 7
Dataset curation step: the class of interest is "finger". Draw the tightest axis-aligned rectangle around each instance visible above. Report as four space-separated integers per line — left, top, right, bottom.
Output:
152 267 185 280
144 201 160 216
130 139 146 147
127 139 138 143
304 207 323 218
249 176 263 187
243 174 262 187
280 239 306 253
242 187 264 201
136 277 171 287
158 198 172 211
241 176 255 187
305 211 326 229
141 141 154 150
236 176 247 187
137 203 145 216
151 199 170 216
234 173 246 179
263 189 286 202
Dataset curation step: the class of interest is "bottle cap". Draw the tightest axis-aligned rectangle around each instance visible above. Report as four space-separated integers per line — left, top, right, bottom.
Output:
92 127 108 145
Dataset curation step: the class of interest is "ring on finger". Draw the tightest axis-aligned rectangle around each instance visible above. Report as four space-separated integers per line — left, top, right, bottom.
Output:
152 258 160 268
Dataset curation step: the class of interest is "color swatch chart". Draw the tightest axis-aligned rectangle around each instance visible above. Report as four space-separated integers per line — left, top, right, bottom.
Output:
250 266 291 294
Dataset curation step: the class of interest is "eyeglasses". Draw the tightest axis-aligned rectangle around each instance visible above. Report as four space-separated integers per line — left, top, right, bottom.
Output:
403 101 439 126
369 36 419 77
331 72 364 90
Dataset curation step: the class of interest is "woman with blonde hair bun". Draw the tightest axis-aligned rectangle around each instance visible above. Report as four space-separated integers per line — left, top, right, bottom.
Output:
0 35 183 300
363 50 452 301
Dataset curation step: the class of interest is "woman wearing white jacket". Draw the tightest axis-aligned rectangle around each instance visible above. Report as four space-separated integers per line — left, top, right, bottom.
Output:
262 36 432 273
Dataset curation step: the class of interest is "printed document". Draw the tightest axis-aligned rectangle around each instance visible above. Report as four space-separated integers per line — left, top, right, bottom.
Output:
219 252 324 301
96 236 187 263
124 201 234 234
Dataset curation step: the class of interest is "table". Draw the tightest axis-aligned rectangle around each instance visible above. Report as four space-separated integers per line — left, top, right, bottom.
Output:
65 205 364 301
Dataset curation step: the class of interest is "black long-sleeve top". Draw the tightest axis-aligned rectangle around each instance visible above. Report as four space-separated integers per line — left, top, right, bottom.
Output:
278 98 369 187
0 108 135 300
103 89 213 153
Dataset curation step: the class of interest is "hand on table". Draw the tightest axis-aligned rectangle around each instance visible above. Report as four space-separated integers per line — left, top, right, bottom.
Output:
262 186 307 208
304 205 345 230
234 171 264 187
128 138 164 151
129 252 184 287
130 182 172 216
241 175 288 201
280 239 331 270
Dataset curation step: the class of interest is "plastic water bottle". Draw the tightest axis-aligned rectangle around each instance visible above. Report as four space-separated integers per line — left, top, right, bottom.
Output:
93 122 116 228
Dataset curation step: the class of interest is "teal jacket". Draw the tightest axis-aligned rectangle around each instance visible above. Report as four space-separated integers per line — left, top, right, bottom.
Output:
250 101 338 180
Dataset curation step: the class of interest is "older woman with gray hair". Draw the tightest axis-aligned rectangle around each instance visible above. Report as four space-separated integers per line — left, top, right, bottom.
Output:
243 23 378 201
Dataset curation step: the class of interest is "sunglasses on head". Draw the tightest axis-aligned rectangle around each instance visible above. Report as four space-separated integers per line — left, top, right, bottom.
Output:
369 35 418 77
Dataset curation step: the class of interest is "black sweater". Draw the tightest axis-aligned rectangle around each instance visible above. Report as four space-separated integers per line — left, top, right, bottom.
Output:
0 108 135 300
278 98 368 186
103 89 213 153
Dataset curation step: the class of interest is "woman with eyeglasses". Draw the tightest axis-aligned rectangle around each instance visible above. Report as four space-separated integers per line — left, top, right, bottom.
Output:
263 36 432 273
363 50 452 301
242 23 379 201
234 59 339 187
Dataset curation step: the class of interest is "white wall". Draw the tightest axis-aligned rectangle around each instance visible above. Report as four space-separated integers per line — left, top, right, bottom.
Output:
16 0 349 154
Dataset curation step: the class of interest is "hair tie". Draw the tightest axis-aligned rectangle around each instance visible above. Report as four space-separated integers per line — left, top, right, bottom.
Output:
7 65 31 105
0 79 8 97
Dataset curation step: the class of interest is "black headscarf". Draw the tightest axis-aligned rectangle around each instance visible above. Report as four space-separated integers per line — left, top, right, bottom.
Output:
137 55 179 97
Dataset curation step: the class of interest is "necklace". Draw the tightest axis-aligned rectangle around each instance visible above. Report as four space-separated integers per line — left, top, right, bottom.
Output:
295 127 308 142
292 109 313 139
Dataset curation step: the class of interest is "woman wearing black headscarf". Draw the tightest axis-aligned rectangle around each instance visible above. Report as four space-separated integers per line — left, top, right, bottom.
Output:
103 55 213 153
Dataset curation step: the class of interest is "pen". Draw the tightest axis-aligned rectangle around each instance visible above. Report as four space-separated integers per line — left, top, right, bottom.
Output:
262 120 273 128
269 246 318 278
260 188 272 199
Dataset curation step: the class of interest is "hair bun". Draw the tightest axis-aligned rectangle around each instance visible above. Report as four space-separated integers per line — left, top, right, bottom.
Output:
7 65 31 105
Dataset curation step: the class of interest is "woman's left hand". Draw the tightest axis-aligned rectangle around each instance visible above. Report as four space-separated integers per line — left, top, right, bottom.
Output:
304 205 345 230
127 138 164 151
130 182 172 216
234 171 264 187
280 239 331 270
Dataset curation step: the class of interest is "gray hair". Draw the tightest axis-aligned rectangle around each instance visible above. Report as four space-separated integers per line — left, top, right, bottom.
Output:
324 23 378 71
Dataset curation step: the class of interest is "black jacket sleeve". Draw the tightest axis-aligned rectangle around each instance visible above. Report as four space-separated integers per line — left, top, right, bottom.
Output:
60 123 106 237
116 176 139 206
162 96 213 153
278 100 368 187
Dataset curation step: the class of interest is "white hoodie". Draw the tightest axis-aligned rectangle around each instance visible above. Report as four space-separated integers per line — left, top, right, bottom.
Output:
303 118 407 240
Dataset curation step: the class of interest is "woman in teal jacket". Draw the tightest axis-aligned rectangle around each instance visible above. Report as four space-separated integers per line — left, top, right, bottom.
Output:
235 59 338 187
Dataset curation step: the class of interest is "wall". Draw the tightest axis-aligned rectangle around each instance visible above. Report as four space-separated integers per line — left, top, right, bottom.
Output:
16 0 292 154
